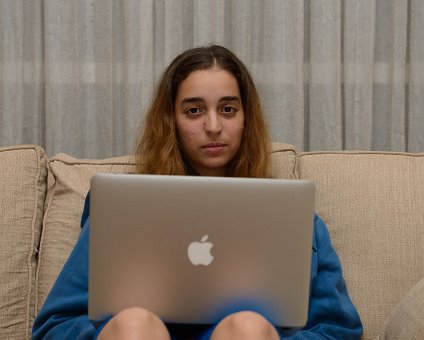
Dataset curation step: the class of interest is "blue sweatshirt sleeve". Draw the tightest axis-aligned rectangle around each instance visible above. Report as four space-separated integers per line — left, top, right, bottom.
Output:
285 214 363 339
32 195 98 339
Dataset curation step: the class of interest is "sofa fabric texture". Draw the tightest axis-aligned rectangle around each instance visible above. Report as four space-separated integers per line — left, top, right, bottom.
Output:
298 151 424 339
0 145 47 340
36 153 136 315
378 276 424 340
0 143 423 340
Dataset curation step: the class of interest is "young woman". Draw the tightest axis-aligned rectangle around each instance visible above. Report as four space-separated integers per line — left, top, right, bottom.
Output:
33 45 362 339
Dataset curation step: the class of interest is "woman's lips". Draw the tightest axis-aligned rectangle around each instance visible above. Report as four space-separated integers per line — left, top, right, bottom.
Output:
202 143 227 154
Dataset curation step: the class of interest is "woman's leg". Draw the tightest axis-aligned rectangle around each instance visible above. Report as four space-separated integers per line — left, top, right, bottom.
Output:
209 311 280 340
97 307 171 340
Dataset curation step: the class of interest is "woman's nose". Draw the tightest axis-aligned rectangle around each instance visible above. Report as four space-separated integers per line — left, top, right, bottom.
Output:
204 112 222 134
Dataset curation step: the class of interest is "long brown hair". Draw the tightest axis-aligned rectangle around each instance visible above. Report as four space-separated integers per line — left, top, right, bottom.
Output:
134 45 271 178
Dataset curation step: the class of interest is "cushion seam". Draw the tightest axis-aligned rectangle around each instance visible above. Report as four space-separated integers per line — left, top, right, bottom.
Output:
25 146 44 339
299 151 424 157
34 164 56 317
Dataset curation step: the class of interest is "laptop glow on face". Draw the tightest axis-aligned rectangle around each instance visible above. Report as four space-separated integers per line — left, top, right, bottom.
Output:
89 174 315 328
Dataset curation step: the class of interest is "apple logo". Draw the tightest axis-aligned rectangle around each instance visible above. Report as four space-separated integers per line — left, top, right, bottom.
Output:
187 235 214 266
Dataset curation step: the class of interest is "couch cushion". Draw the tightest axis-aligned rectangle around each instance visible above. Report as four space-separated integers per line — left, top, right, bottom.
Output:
36 154 136 312
377 276 424 340
0 145 47 340
298 151 424 340
35 143 298 312
270 143 298 179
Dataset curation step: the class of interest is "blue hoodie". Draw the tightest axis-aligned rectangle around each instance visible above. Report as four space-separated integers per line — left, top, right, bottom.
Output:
33 194 362 339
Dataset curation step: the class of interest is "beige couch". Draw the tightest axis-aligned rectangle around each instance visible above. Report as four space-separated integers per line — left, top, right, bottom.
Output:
1 143 423 340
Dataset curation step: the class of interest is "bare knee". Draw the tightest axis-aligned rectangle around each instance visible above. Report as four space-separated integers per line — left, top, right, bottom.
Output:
111 307 163 333
211 311 280 340
97 307 170 340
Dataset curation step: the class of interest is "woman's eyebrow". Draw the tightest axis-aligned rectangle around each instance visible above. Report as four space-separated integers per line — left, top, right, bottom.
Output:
219 96 240 102
180 96 240 105
181 97 203 105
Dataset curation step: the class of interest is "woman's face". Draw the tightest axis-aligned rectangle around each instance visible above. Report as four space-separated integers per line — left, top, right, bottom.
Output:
175 67 245 176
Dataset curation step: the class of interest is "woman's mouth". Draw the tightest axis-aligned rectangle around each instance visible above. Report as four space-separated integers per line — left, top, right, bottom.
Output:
202 143 227 154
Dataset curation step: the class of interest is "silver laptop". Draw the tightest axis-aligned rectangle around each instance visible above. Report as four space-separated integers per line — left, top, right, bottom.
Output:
89 174 315 328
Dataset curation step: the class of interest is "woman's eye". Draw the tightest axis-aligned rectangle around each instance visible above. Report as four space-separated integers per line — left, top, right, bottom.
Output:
222 106 236 114
186 107 202 116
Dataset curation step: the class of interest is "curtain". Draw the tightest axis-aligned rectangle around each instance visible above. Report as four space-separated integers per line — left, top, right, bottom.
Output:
1 0 423 158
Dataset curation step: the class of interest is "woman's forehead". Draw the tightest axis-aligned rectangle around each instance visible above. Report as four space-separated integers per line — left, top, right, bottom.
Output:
176 68 240 103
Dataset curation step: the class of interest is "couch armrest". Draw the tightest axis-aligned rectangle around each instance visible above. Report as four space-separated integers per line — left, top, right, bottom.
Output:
0 145 48 340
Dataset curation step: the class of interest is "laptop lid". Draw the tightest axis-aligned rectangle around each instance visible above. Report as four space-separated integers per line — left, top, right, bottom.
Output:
89 174 315 328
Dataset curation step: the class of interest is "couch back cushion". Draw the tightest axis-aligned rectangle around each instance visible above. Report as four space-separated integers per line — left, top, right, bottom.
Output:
36 154 136 312
298 151 424 340
36 142 298 312
0 145 47 340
